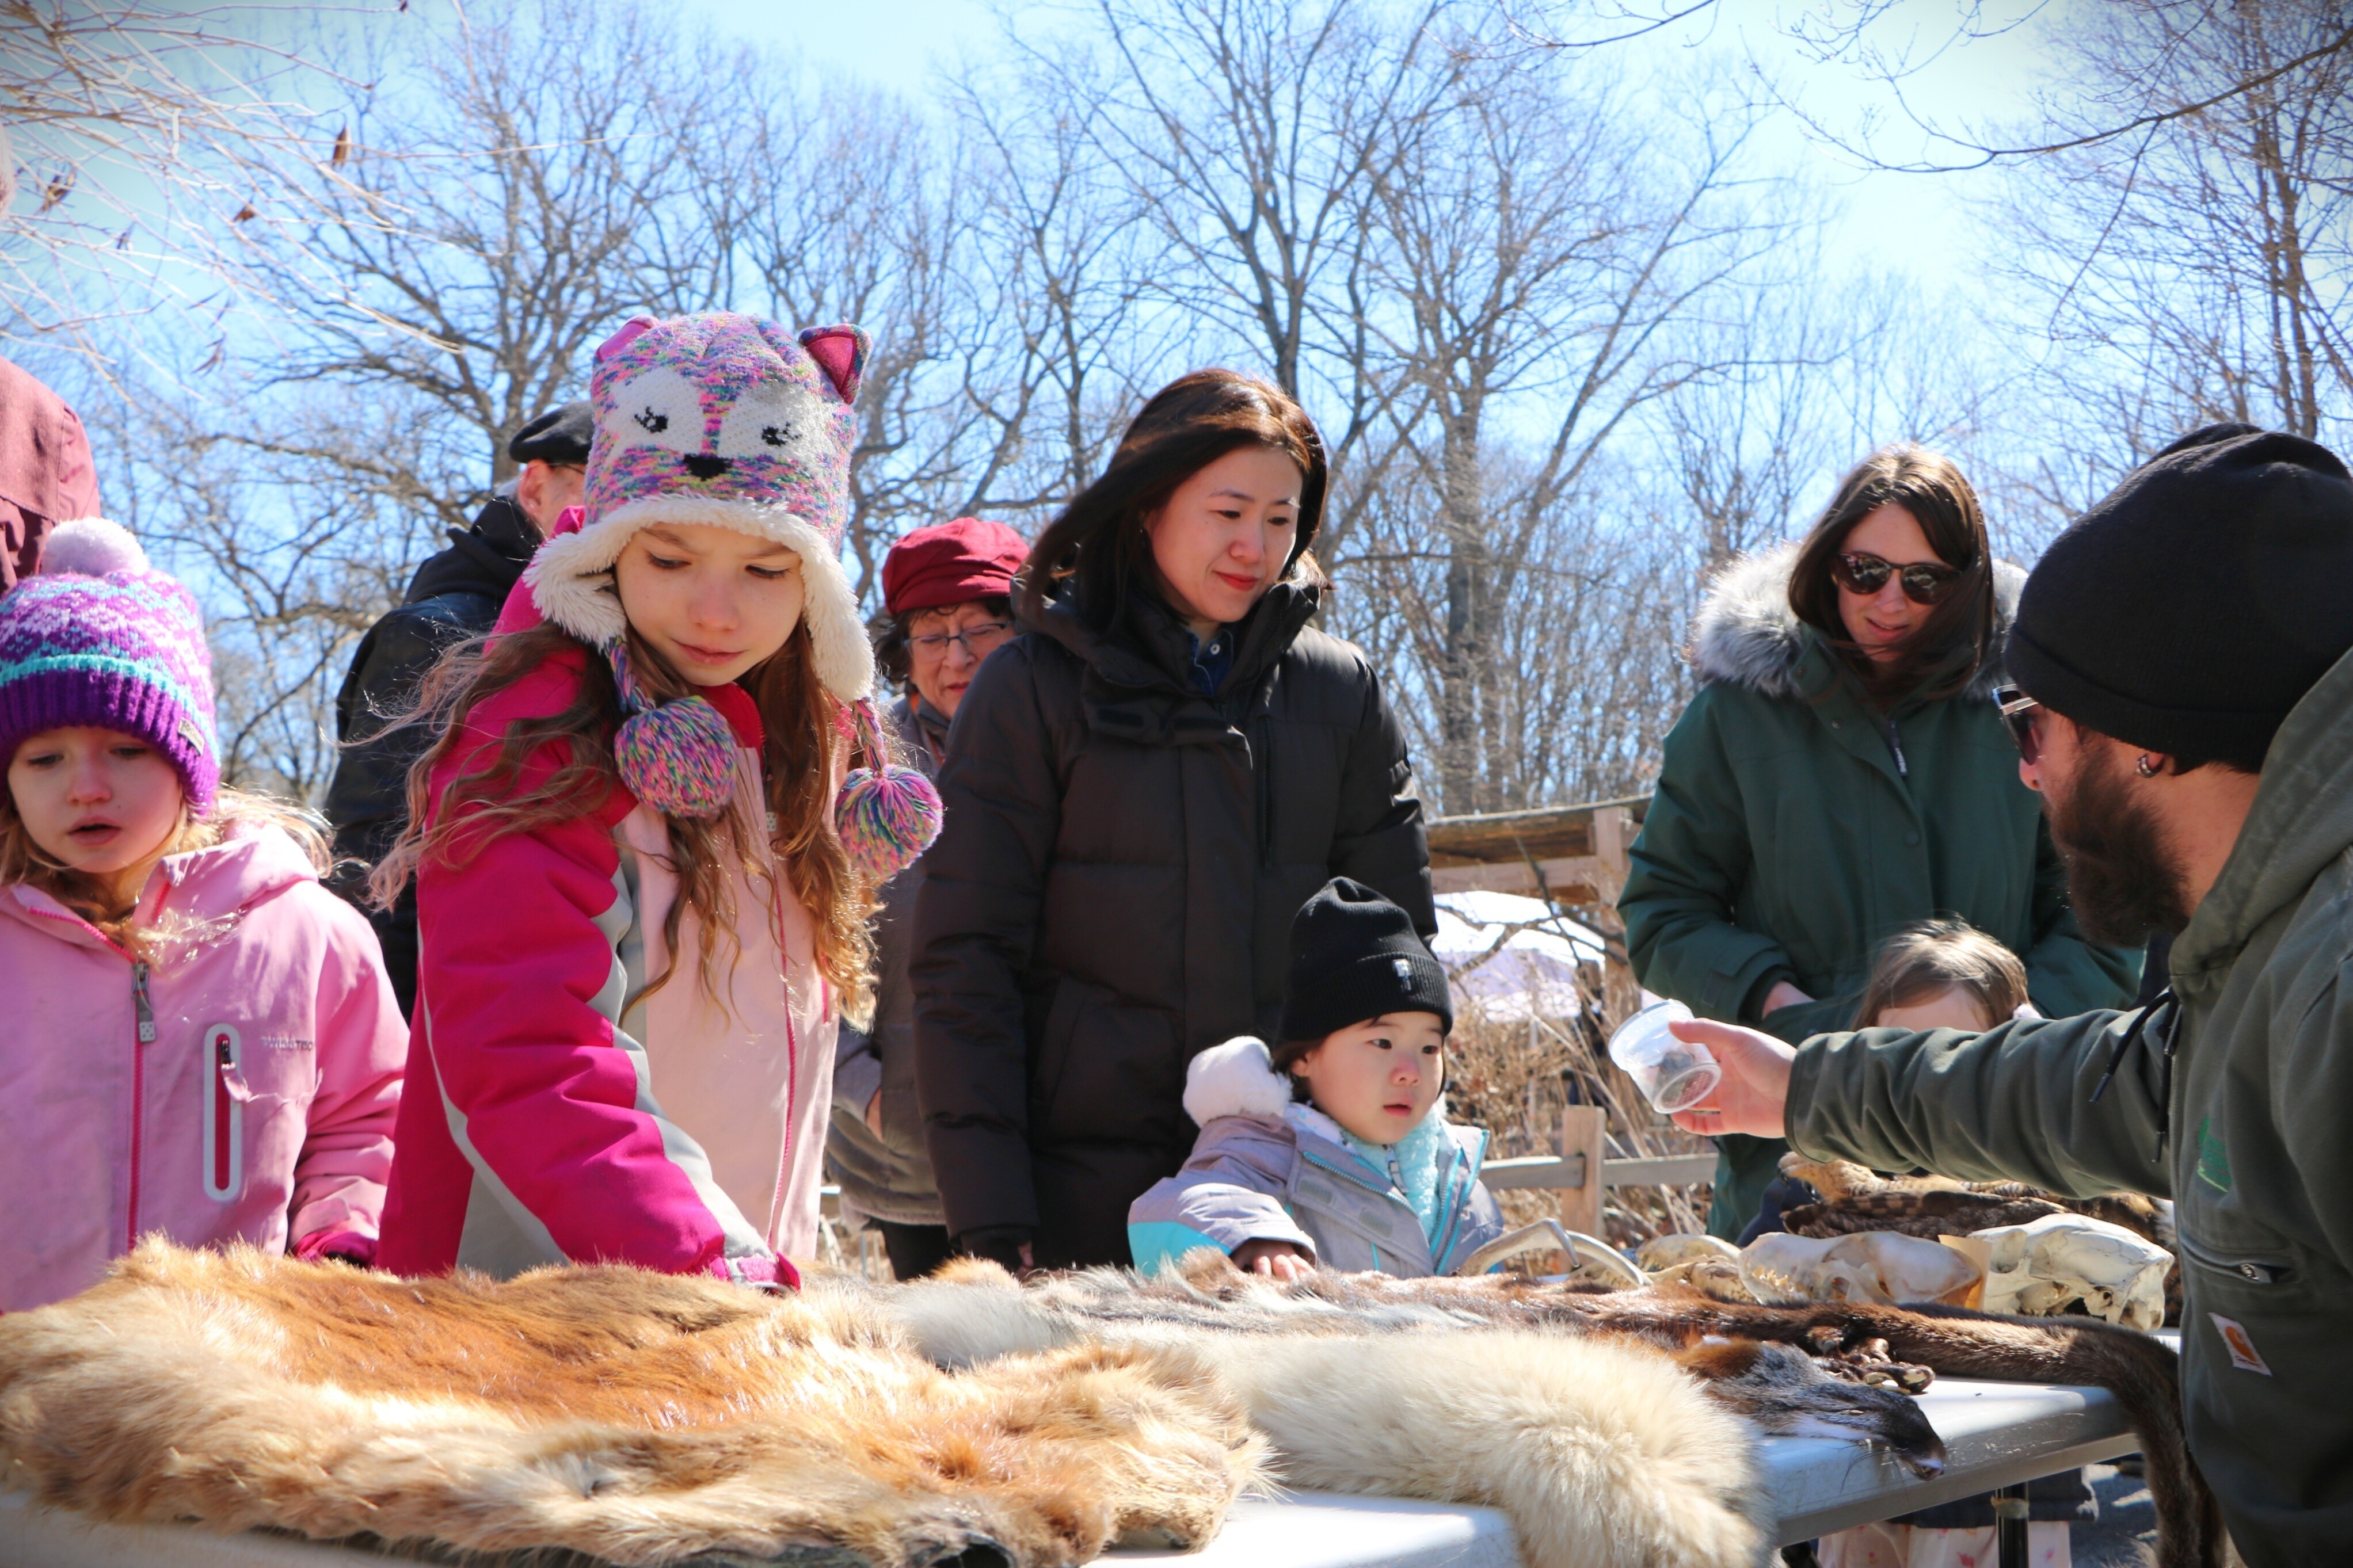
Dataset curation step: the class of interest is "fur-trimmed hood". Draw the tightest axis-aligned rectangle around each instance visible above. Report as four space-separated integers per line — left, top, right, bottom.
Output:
1688 541 2026 703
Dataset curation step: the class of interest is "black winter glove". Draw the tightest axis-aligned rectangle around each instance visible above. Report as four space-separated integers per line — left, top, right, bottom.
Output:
953 1225 1035 1276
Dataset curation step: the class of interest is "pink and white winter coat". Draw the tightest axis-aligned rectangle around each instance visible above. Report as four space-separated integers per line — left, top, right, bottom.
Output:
0 821 406 1312
376 644 839 1287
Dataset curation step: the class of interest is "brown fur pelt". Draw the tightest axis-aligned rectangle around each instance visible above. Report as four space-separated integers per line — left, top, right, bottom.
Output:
1781 1158 2171 1245
0 1242 1257 1568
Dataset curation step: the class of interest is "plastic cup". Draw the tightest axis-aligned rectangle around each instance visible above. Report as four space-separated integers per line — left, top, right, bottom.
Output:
1606 998 1723 1115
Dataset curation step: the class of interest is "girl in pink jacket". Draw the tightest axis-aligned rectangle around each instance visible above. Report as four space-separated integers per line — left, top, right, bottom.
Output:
0 521 406 1312
374 313 936 1288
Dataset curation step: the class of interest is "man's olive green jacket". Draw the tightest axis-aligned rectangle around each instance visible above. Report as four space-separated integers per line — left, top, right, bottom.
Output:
1788 640 2353 1567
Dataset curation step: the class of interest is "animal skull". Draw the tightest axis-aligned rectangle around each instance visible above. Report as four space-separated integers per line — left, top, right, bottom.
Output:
1739 1230 1982 1308
1969 1212 2171 1332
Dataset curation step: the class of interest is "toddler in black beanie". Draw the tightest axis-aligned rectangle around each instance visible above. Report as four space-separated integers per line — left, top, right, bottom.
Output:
1128 878 1506 1279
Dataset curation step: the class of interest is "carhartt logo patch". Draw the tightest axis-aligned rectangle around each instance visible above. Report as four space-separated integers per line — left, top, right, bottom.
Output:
2196 1118 2233 1193
1393 956 1412 983
2210 1314 2272 1375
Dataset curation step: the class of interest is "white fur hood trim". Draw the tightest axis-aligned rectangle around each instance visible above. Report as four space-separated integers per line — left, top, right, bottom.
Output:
522 494 875 701
1688 540 2025 702
1184 1037 1295 1124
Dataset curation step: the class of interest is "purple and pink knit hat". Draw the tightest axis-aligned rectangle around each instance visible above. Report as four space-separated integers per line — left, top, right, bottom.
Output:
0 518 219 810
514 311 940 879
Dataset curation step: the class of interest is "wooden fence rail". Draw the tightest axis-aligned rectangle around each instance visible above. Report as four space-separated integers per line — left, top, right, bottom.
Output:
1479 1105 1715 1236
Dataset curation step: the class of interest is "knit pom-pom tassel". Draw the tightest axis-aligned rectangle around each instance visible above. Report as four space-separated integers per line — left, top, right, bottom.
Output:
835 762 942 880
615 696 738 819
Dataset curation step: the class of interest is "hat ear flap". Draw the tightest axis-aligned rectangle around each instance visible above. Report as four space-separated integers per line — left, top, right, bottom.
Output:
799 324 869 406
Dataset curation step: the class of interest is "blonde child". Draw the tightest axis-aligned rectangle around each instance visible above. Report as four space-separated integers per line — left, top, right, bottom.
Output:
1819 918 2082 1568
373 312 935 1288
1853 915 2034 1032
0 522 405 1311
1129 877 1505 1277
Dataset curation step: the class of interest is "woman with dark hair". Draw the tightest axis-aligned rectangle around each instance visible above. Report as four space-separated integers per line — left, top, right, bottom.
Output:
827 516 1027 1281
1618 444 2139 1237
912 369 1433 1270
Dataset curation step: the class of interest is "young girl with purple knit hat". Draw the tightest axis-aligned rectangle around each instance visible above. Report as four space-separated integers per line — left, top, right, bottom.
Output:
0 521 406 1311
372 312 938 1288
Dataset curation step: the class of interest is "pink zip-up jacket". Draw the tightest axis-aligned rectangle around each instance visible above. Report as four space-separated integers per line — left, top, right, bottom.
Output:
377 643 839 1288
0 822 405 1312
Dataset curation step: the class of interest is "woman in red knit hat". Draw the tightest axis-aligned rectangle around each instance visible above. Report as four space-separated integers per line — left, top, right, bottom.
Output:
826 516 1028 1278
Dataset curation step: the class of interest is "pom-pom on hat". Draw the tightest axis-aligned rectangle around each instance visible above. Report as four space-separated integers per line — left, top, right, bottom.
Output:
523 311 875 703
881 517 1030 617
0 518 220 810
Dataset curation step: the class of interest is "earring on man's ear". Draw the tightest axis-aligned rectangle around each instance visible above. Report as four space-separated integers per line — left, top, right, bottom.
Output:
2135 754 2162 779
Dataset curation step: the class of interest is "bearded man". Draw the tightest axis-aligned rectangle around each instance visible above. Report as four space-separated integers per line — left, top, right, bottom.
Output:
1677 423 2353 1568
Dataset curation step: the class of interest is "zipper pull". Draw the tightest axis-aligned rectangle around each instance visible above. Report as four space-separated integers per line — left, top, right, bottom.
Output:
1885 716 1909 777
132 960 156 1045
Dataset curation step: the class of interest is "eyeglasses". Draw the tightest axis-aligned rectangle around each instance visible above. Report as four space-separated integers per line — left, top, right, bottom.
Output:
1996 686 2048 766
1831 551 1967 606
909 621 1014 657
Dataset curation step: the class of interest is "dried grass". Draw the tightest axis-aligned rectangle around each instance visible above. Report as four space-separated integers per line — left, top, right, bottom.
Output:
1445 964 1718 1253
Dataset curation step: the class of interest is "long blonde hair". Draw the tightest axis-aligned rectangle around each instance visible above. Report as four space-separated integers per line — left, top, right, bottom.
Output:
0 780 328 956
370 619 875 1021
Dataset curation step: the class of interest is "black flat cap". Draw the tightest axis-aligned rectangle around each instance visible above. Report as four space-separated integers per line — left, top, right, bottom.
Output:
507 400 593 467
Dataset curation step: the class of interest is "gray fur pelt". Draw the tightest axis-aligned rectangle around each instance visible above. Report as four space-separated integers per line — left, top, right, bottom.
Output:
1688 541 2027 701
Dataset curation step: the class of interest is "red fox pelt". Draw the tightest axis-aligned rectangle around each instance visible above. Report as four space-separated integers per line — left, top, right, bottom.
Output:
0 1242 2214 1568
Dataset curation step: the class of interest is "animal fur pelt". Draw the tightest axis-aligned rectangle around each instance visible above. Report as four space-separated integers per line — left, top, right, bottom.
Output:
1784 1158 2172 1244
848 1256 2219 1568
0 1242 1257 1568
6 1243 1782 1568
0 1243 2219 1568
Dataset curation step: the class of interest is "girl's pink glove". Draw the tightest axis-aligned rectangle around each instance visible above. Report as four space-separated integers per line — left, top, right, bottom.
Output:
294 1228 378 1266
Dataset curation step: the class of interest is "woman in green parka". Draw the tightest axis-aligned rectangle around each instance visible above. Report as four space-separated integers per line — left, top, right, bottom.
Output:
1619 445 2141 1237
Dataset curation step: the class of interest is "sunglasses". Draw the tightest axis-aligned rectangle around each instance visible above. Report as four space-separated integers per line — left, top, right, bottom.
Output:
1996 686 2048 766
1831 551 1967 605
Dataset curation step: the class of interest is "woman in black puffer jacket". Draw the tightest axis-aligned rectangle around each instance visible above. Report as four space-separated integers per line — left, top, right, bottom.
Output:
912 369 1433 1270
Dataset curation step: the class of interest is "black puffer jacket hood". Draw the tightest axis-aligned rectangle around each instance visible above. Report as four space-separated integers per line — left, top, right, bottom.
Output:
911 582 1433 1267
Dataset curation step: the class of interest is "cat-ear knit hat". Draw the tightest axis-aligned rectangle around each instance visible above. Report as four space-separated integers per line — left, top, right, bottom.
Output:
524 312 874 703
0 518 219 810
520 312 938 878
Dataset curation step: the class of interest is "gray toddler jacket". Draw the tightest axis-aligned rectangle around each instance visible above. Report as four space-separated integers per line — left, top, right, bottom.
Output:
1127 1036 1505 1276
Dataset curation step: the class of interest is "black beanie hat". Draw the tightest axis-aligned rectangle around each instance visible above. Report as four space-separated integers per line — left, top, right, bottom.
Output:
1278 877 1452 1043
508 400 593 467
2006 422 2353 765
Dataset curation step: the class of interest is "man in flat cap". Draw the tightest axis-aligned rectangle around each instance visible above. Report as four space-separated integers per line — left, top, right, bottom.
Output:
1677 424 2353 1566
323 403 589 1014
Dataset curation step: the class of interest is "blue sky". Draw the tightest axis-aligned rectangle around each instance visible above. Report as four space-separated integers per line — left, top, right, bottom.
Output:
676 0 2052 296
